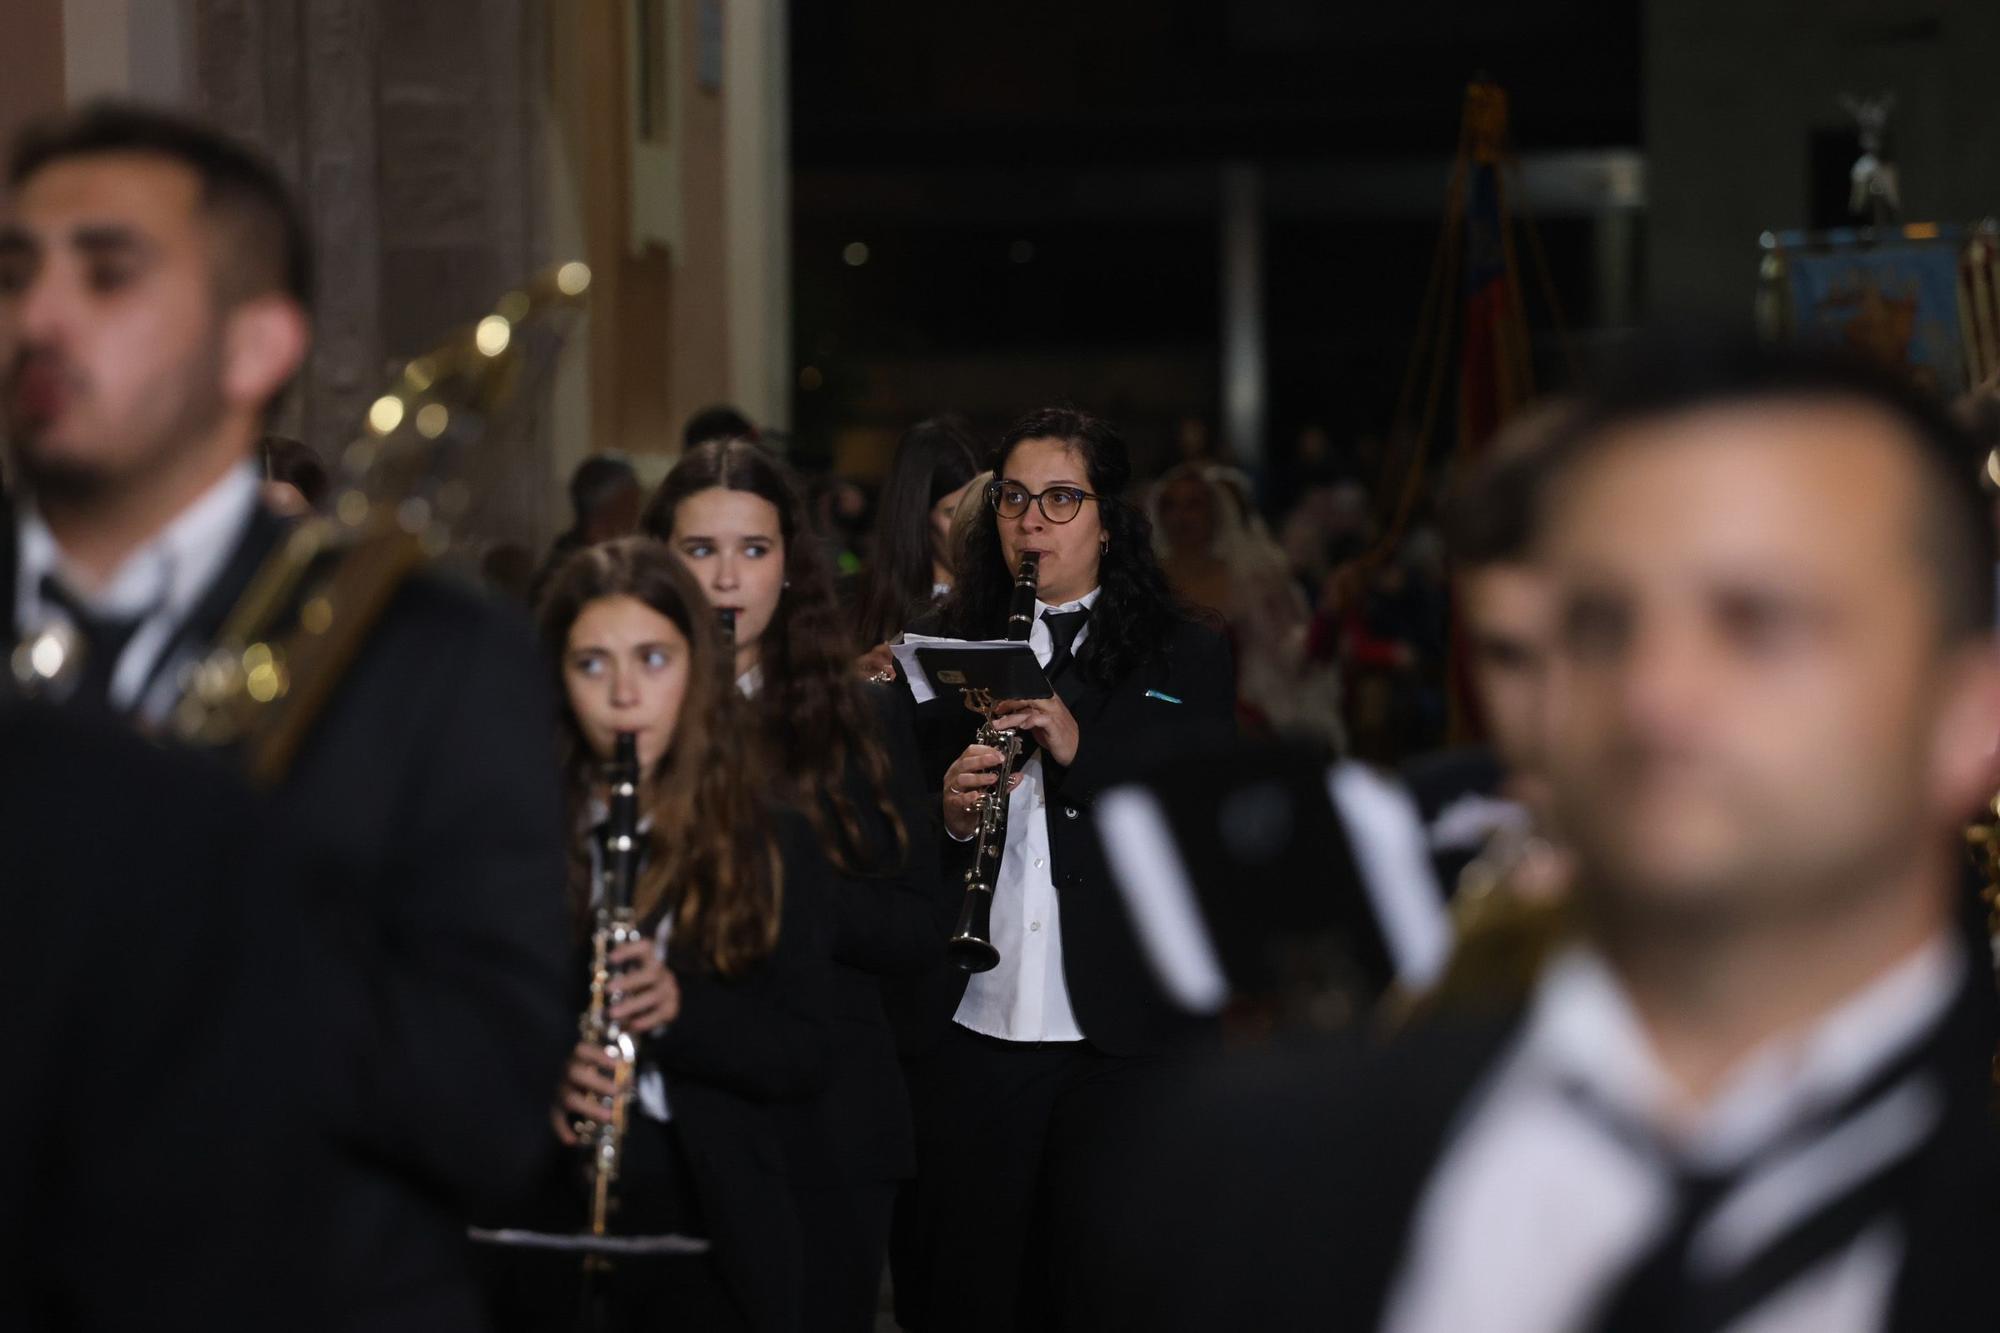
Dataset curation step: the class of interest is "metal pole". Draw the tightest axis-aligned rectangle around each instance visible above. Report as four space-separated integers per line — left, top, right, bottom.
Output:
1219 162 1266 473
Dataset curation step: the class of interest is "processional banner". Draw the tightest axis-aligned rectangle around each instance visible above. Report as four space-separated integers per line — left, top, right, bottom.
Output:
1760 222 2000 396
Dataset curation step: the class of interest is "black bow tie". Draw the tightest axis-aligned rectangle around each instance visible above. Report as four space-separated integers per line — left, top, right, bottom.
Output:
39 574 146 710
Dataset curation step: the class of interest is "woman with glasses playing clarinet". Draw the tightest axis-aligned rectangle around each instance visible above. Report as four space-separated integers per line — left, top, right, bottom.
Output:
493 539 834 1333
643 440 940 1333
890 407 1236 1333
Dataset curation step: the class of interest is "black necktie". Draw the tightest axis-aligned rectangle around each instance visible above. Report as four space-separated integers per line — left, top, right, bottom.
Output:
39 574 146 711
1579 1020 1945 1333
1042 607 1090 682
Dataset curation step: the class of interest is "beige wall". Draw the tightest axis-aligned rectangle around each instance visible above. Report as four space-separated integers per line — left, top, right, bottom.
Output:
545 0 789 482
723 0 790 436
61 0 192 104
2 0 791 541
663 0 731 450
1648 0 2000 317
452 0 795 505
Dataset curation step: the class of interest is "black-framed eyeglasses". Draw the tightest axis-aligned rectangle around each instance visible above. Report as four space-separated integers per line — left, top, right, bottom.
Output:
987 479 1101 525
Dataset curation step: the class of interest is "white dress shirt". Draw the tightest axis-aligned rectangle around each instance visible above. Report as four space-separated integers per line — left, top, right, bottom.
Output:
951 586 1101 1045
1382 937 1961 1333
14 464 261 712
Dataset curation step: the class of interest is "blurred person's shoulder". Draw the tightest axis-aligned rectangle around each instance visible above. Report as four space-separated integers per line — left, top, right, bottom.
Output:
282 563 555 765
1174 1015 1521 1158
1400 745 1510 827
372 562 544 660
1161 606 1231 659
1098 1019 1524 1332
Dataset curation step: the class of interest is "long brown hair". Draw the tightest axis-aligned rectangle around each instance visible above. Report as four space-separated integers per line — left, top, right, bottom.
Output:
643 439 907 875
538 537 781 975
854 414 983 646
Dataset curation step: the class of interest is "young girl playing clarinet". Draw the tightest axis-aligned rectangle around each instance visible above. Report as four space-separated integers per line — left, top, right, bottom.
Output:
645 440 938 1333
523 537 834 1333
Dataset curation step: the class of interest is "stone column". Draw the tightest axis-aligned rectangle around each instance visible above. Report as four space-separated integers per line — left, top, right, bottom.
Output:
190 0 557 548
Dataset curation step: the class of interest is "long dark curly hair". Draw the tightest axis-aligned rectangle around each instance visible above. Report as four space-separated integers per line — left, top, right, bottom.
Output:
537 538 780 975
642 439 907 875
939 405 1182 685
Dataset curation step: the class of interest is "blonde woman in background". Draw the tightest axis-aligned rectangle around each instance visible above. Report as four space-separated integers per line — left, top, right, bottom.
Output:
1150 462 1344 749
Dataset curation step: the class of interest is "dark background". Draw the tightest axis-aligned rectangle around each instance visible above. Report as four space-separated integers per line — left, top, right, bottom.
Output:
788 0 1644 483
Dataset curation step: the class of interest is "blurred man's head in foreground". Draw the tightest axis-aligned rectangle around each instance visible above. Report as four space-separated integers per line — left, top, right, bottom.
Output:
1539 337 2000 947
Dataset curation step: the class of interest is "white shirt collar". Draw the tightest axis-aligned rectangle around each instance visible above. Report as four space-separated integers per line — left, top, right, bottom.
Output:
1035 584 1102 617
735 664 764 698
16 463 261 626
1520 933 1962 1169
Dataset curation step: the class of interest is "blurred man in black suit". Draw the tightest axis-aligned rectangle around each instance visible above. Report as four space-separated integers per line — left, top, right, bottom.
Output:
1405 402 1574 899
0 103 572 1332
0 705 318 1331
1106 338 2000 1332
1401 406 1578 1017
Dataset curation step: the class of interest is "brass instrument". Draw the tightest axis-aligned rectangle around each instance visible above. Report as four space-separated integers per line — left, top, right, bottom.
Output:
947 550 1041 973
168 262 592 784
577 732 644 1242
1397 821 1571 1027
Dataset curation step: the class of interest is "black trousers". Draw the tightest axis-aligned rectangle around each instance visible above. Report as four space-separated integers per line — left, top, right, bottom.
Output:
477 1118 743 1333
894 1025 1170 1333
799 1179 897 1333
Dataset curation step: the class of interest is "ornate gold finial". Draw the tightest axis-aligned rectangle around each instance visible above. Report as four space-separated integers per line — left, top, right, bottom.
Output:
1463 78 1509 165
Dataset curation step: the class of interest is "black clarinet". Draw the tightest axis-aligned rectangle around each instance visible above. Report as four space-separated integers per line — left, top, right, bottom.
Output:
577 731 643 1241
947 550 1041 972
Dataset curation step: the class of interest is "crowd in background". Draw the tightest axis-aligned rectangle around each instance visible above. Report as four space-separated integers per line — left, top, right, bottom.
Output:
21 92 2000 1333
438 410 1465 768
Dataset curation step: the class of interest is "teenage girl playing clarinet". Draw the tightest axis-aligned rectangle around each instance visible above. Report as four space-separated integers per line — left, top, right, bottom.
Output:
644 440 939 1333
516 538 834 1333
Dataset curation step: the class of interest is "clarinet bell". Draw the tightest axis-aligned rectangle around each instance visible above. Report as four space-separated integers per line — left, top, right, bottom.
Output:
947 883 1001 973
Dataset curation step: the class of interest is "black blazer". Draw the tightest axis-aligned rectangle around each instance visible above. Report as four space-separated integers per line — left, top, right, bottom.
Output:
785 683 941 1187
1089 965 2000 1332
3 508 577 1333
0 705 326 1331
643 810 836 1333
893 613 1235 1058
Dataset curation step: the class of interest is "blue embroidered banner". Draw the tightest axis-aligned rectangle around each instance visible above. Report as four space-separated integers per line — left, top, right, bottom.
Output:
1784 243 1968 395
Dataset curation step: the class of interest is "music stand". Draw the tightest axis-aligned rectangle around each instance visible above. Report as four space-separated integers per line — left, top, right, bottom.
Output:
467 1227 710 1256
470 1226 711 1332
